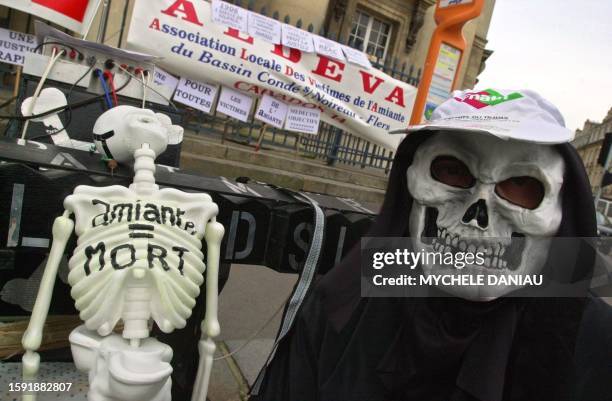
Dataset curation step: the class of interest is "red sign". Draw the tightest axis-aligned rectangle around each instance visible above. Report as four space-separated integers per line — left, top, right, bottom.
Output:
32 0 90 22
0 0 100 34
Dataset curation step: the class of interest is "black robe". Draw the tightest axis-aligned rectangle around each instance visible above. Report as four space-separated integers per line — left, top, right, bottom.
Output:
251 132 612 401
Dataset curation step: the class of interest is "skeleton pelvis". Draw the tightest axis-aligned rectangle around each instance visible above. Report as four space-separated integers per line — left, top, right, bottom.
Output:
70 325 173 401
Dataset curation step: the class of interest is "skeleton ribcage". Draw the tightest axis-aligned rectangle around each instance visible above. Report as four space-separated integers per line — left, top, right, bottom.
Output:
63 185 218 337
67 221 206 336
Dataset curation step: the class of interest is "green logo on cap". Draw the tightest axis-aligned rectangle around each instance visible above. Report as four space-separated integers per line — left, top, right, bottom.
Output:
454 89 523 109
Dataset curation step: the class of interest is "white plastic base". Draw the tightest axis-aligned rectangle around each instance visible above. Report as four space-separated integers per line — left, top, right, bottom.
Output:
69 325 173 401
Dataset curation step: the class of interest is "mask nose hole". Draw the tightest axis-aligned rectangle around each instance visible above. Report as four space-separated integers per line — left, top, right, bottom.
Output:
462 199 489 229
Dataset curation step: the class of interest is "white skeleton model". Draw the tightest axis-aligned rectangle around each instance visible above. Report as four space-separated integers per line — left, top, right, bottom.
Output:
21 105 224 401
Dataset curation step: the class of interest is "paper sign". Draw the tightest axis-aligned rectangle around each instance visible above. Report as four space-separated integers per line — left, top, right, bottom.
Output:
149 67 179 104
173 77 218 113
217 86 254 122
285 105 321 134
255 95 288 128
211 0 248 32
248 12 282 44
313 35 345 61
0 28 38 66
342 46 372 69
281 24 315 52
153 67 178 89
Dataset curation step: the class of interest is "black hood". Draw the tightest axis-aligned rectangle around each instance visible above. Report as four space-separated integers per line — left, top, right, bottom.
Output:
317 131 599 401
320 130 598 330
251 131 609 401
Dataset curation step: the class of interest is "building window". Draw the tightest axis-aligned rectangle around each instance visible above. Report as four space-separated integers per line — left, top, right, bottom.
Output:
348 10 392 61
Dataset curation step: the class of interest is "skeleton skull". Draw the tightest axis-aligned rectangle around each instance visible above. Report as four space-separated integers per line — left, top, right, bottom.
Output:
93 106 183 164
407 131 565 300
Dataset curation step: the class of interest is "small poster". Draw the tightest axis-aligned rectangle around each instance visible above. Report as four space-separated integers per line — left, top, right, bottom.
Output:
313 35 345 61
149 67 179 104
424 43 461 120
255 95 289 128
211 0 248 32
248 12 281 44
217 86 254 122
153 67 178 90
281 24 315 52
173 77 218 114
0 27 38 66
285 105 321 134
342 45 372 69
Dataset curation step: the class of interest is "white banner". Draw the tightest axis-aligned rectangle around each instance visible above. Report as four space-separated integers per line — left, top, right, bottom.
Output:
127 0 417 149
0 0 102 35
0 27 38 66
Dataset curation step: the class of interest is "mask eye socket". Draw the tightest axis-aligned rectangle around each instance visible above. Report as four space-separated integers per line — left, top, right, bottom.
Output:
495 176 544 209
430 156 476 189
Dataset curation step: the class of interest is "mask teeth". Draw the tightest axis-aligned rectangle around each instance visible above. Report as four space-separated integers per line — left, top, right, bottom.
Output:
428 227 519 271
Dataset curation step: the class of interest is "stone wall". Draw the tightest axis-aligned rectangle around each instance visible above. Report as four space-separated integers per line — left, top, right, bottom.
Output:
573 108 612 198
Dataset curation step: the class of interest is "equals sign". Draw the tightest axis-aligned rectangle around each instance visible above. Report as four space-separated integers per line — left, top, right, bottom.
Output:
129 224 154 238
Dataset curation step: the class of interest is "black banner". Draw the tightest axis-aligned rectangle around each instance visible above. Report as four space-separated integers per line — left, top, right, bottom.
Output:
0 138 375 315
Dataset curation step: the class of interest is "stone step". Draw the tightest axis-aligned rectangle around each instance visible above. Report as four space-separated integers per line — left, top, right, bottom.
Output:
180 152 386 206
181 134 389 191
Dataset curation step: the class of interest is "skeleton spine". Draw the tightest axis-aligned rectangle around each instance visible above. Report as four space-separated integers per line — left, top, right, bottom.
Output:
130 144 159 195
122 283 152 343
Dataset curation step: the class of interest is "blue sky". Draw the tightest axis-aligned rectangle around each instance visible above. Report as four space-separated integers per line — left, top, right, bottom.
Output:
476 0 612 131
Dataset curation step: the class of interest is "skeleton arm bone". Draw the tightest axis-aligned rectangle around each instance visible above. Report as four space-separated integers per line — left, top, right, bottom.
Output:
21 211 73 400
202 220 224 339
191 219 224 401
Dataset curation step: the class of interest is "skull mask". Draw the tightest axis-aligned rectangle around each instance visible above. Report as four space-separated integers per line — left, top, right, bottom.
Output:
407 131 565 300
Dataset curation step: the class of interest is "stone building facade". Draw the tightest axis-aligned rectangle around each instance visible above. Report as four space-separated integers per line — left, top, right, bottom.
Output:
572 108 612 202
0 0 495 92
248 0 496 89
321 0 495 89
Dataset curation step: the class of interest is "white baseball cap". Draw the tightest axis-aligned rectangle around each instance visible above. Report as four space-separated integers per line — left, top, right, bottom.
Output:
391 88 574 144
